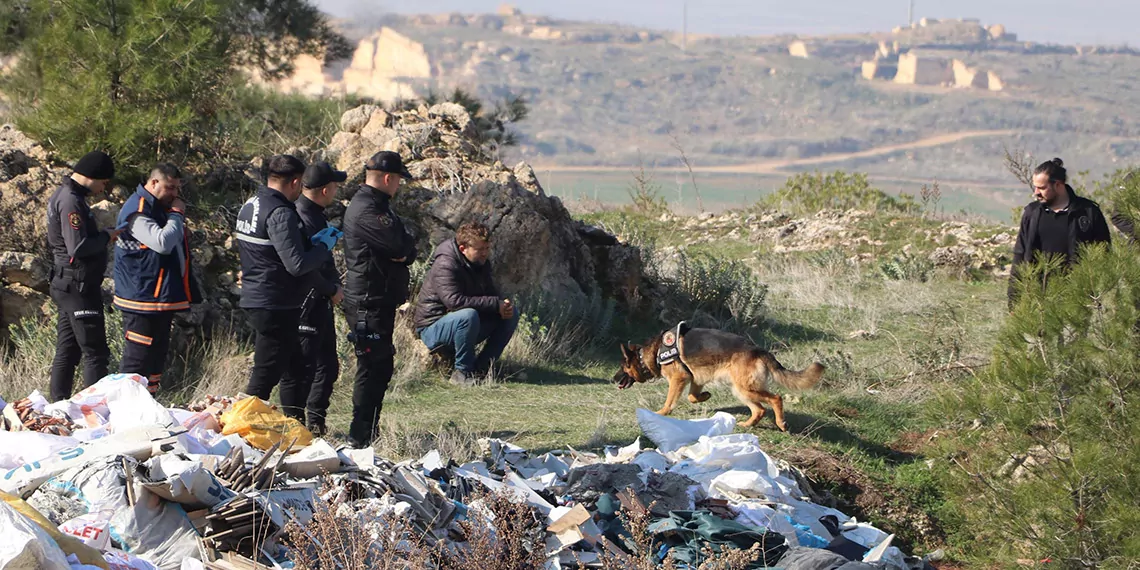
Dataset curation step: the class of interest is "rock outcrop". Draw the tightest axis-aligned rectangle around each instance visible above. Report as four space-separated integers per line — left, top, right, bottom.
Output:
0 102 647 345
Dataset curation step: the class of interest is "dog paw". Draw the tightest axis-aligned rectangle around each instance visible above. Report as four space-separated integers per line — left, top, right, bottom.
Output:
776 420 789 432
688 392 712 404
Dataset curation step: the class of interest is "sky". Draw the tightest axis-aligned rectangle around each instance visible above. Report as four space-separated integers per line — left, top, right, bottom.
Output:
313 0 1137 46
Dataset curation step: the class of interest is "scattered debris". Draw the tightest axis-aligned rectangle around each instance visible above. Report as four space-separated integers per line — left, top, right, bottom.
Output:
1 374 940 569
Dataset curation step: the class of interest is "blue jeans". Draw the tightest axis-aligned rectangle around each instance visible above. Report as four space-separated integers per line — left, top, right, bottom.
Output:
418 308 520 373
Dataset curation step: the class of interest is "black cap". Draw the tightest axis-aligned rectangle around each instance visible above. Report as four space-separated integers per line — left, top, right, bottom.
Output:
365 151 413 180
267 154 306 178
73 151 115 180
303 161 348 189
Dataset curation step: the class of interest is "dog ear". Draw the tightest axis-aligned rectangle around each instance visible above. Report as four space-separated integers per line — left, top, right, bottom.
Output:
619 343 632 359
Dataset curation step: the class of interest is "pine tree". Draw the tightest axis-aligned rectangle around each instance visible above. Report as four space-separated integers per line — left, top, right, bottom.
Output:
4 0 348 175
943 224 1140 565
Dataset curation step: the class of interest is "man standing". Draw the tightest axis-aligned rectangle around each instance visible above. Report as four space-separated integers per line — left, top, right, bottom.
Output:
113 163 201 394
285 161 346 435
46 151 120 402
1009 158 1111 308
413 221 519 386
236 155 339 405
343 151 417 448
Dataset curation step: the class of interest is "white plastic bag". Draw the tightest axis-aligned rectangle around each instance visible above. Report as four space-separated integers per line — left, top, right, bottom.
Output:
59 512 114 551
102 550 160 570
0 500 71 570
43 375 175 431
0 432 80 470
636 409 736 452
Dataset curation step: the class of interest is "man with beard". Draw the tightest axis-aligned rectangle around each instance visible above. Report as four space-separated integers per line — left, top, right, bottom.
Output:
112 163 202 393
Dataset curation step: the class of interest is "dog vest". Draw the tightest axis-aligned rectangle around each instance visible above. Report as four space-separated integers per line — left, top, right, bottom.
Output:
657 321 691 365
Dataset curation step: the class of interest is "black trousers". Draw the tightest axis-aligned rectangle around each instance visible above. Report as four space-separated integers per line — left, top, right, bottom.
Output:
245 308 301 403
280 300 339 425
49 284 109 402
347 305 396 447
119 312 175 385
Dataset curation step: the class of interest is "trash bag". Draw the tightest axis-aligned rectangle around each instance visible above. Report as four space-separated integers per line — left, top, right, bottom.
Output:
59 512 114 551
219 397 312 451
102 550 161 570
636 409 735 452
42 375 175 432
26 456 129 524
0 500 71 570
110 486 200 570
0 491 108 569
0 432 80 470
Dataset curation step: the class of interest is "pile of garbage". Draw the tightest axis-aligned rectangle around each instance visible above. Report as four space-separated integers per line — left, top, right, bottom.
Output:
1 374 938 570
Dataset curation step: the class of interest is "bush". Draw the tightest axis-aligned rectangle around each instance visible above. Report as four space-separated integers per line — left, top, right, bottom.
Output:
939 244 1140 566
762 171 918 215
877 254 934 282
650 248 769 333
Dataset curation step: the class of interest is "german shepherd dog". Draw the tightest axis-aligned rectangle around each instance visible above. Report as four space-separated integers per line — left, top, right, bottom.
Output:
614 326 825 431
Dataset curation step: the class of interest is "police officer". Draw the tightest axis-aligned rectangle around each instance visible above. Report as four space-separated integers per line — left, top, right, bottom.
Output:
113 163 201 394
235 155 339 405
47 151 120 402
284 161 346 435
343 151 417 448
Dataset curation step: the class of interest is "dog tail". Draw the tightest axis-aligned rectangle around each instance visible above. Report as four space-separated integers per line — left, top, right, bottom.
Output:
759 352 825 391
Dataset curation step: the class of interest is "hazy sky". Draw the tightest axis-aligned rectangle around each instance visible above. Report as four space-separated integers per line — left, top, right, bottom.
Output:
314 0 1136 46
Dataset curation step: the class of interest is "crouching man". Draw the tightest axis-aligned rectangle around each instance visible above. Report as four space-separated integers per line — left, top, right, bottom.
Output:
412 221 520 386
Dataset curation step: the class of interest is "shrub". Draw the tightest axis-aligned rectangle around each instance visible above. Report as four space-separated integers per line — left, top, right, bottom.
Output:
762 171 918 215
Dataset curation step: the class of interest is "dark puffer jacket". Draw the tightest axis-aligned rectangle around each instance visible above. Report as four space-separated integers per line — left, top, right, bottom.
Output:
412 238 500 331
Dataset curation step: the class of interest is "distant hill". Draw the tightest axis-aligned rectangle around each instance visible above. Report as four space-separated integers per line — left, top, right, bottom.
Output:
214 10 1140 212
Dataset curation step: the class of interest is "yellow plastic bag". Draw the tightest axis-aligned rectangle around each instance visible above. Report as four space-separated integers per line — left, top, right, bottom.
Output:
220 397 312 451
0 490 110 570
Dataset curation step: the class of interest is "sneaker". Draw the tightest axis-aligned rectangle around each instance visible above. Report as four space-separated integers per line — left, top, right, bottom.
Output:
449 369 481 387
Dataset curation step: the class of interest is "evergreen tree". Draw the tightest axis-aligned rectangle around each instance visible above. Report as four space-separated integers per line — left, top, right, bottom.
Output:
4 0 348 175
943 196 1140 566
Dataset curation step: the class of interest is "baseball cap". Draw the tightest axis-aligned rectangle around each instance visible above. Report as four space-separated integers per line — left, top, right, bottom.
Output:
303 161 348 189
364 151 413 180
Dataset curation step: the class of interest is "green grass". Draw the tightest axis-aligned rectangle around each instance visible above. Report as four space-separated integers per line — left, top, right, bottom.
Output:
1 207 1013 560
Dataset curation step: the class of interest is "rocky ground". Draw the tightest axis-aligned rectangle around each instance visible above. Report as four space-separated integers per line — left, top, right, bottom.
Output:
0 104 1017 345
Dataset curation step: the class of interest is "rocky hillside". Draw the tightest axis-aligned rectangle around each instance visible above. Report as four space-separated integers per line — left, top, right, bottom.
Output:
0 103 649 342
256 10 1140 191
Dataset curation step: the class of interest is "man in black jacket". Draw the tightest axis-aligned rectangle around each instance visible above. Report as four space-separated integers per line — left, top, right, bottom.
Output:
1009 158 1111 308
285 161 346 434
235 155 339 405
46 151 121 401
342 151 417 448
413 221 519 386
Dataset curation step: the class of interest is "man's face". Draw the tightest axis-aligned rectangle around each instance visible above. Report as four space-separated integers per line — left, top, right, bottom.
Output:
384 173 405 195
146 176 181 206
91 178 111 196
1033 173 1065 205
459 238 492 265
307 182 338 207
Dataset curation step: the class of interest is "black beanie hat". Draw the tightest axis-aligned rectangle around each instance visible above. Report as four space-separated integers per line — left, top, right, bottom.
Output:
73 151 115 180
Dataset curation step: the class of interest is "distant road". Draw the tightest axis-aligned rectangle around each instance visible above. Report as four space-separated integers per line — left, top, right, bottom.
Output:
535 130 1017 175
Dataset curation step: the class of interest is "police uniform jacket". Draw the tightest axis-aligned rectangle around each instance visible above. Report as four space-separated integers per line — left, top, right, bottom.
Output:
296 195 341 302
235 186 327 310
343 185 417 314
46 178 110 308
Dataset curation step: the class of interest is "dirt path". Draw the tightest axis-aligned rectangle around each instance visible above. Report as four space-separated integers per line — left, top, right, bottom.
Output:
535 130 1016 175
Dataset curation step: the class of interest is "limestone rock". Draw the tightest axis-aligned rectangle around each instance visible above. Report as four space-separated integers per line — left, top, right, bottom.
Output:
340 105 379 134
1 282 49 331
0 251 49 291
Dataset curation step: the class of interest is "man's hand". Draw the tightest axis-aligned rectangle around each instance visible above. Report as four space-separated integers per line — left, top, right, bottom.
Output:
170 198 187 213
108 228 123 242
331 286 344 306
311 227 341 250
499 298 514 319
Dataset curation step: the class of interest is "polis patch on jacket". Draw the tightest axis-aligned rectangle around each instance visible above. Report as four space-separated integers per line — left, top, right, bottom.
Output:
68 212 82 229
